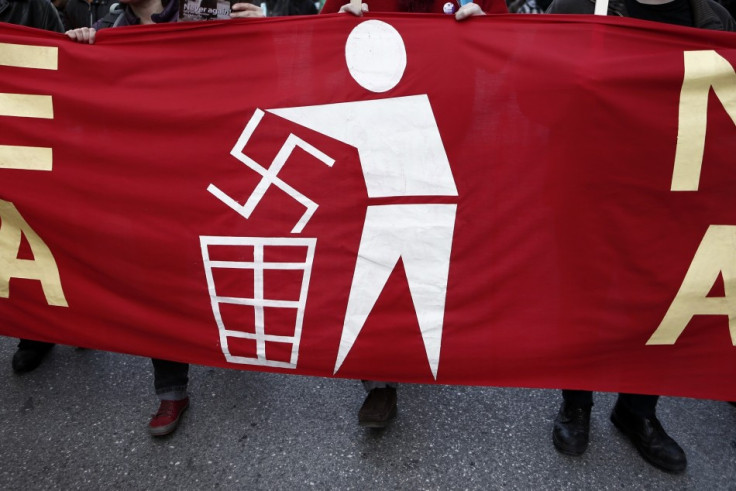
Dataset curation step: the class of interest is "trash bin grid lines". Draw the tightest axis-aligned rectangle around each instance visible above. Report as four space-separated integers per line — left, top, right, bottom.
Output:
200 236 317 369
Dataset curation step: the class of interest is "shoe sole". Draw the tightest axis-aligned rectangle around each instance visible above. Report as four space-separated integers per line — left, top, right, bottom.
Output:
359 421 391 429
358 406 397 429
610 411 686 474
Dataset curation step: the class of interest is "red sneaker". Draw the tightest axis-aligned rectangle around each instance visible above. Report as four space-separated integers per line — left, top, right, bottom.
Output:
148 398 189 437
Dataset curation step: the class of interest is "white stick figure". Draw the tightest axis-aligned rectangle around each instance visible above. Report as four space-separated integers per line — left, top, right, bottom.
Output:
270 20 458 379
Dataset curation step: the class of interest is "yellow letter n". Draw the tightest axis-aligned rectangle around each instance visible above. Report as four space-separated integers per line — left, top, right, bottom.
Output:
647 225 736 345
0 199 67 306
672 51 736 191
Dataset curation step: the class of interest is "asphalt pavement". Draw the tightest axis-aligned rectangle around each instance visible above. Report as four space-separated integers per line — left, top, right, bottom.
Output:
1 337 734 490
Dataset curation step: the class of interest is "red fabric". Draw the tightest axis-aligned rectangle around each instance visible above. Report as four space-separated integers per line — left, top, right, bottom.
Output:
1 16 735 400
320 0 508 14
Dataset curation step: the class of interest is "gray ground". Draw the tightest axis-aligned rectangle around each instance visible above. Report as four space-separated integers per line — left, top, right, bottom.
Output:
0 338 734 490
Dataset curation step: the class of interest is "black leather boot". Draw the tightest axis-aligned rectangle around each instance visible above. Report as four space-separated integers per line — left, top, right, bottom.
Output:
12 340 54 373
610 401 687 473
552 401 591 456
358 387 397 428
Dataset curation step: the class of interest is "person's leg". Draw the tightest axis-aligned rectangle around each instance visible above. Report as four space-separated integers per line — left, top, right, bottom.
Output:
552 390 593 456
153 358 189 400
12 339 55 373
358 380 398 428
148 359 190 437
561 389 593 407
362 380 398 392
611 393 686 473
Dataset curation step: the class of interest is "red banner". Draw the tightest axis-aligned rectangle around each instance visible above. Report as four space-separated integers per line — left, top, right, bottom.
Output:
1 13 735 399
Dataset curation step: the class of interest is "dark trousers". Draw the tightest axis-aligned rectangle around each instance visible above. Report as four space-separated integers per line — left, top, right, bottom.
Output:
562 390 658 417
17 339 55 351
152 358 189 399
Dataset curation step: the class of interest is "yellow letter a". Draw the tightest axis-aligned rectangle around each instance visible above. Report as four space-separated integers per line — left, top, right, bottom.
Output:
0 199 67 306
647 225 736 345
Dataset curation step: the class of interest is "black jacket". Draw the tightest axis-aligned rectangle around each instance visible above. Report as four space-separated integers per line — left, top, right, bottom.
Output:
265 0 318 16
547 0 736 31
93 0 178 29
0 0 64 31
61 0 115 29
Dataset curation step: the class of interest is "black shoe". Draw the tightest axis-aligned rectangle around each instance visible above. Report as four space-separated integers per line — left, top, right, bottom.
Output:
12 342 54 373
552 401 591 456
610 402 687 474
358 388 397 428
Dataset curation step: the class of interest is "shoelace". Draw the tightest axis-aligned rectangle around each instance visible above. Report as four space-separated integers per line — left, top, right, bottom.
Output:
153 402 182 419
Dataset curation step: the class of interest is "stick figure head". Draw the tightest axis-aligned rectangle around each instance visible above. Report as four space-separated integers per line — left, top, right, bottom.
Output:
345 20 407 93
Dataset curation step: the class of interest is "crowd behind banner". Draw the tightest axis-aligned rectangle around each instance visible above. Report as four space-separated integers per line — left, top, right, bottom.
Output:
1 0 735 476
